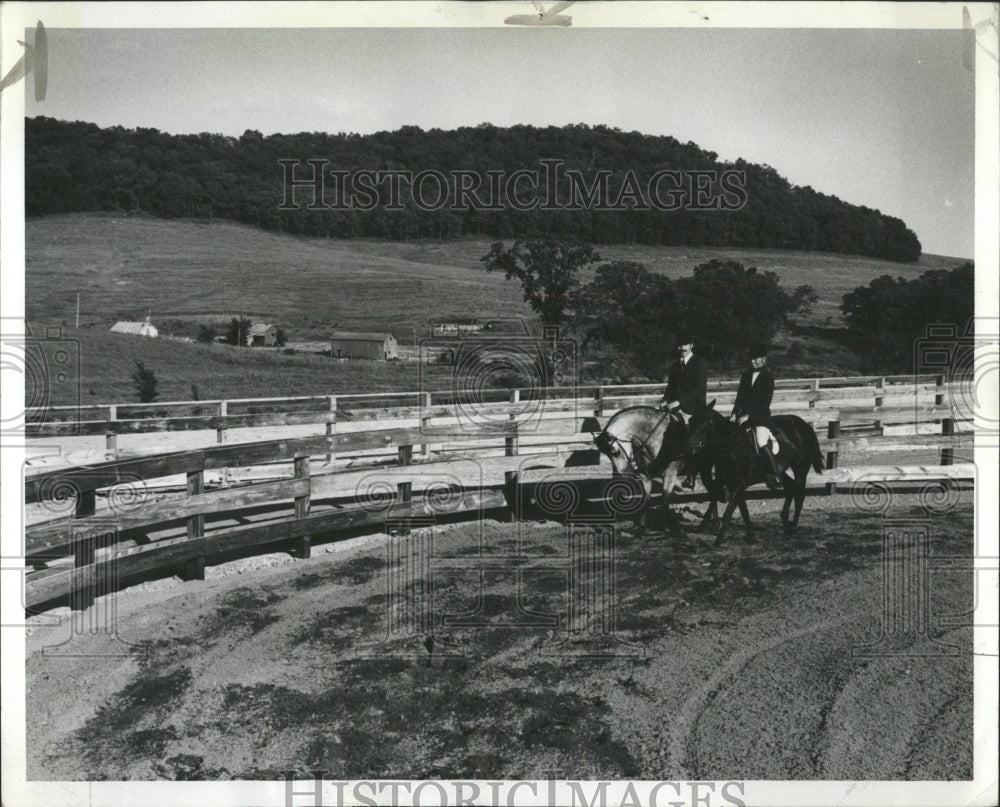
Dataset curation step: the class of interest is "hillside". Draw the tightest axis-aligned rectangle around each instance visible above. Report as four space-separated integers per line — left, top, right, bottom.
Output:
26 214 956 339
23 324 460 406
26 117 922 261
23 215 965 404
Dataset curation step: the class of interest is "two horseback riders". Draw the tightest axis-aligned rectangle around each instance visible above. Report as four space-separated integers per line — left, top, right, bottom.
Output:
595 337 823 539
647 335 783 490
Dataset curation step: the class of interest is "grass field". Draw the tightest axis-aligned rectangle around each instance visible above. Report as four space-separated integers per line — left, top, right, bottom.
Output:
24 325 466 406
24 213 967 404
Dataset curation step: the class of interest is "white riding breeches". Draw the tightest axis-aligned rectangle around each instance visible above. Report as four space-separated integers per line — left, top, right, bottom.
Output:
754 426 779 455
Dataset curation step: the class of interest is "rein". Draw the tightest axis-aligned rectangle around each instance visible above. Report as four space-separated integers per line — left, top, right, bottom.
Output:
602 408 675 474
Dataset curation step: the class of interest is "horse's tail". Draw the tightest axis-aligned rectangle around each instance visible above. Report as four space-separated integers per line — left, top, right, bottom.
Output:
806 425 825 473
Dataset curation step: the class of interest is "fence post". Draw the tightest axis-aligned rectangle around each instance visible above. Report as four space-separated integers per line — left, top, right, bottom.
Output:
501 417 520 522
396 445 413 535
75 487 96 518
420 392 432 457
809 378 820 409
180 470 206 581
941 418 955 466
934 374 946 406
217 400 230 487
325 395 337 465
505 389 520 460
825 419 840 495
71 527 97 611
217 400 228 444
106 405 118 458
594 386 604 418
874 377 885 430
293 455 312 558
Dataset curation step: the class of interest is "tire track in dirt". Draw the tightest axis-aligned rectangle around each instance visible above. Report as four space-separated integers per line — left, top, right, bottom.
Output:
662 613 854 777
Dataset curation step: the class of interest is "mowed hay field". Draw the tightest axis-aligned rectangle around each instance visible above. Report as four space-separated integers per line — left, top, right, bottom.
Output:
25 214 967 403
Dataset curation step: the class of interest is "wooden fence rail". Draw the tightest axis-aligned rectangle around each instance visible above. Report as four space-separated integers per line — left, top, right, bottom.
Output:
22 373 977 612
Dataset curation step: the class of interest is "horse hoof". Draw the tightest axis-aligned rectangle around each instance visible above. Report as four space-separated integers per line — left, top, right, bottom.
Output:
744 533 756 544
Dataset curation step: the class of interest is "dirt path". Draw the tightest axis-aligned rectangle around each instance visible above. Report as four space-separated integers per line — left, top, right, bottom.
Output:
26 498 973 781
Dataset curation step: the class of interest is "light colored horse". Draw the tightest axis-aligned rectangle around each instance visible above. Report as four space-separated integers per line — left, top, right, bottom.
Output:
594 406 720 534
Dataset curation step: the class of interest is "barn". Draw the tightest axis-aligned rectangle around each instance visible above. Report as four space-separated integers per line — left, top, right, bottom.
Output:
110 318 158 338
329 331 398 360
247 323 278 347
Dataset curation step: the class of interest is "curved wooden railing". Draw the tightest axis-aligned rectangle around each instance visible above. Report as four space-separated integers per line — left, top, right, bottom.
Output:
22 374 976 611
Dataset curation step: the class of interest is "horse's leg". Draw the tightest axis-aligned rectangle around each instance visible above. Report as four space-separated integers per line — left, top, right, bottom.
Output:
791 464 808 531
716 483 747 546
699 462 720 531
659 462 687 536
737 496 755 543
634 475 654 537
780 474 795 534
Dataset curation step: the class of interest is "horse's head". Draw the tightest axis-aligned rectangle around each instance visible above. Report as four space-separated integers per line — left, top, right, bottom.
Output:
594 426 630 475
686 399 717 457
594 406 666 476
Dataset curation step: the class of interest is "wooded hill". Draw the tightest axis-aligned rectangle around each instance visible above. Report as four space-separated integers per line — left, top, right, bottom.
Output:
26 117 921 262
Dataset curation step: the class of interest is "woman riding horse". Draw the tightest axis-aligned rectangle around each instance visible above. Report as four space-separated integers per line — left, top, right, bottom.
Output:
686 396 825 544
730 342 783 489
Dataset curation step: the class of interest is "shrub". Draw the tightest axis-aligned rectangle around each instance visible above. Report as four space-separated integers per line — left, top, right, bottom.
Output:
225 316 253 347
131 362 159 403
572 259 816 376
841 262 973 371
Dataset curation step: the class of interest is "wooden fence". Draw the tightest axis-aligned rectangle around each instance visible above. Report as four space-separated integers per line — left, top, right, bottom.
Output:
22 375 975 611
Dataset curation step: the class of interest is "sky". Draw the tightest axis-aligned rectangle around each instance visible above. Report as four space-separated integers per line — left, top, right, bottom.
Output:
22 24 976 258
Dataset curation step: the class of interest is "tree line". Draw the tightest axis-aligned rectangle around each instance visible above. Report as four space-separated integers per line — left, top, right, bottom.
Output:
27 116 921 262
482 240 818 380
482 240 972 381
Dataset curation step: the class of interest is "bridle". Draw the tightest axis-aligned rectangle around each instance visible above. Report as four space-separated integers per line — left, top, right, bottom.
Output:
596 408 676 475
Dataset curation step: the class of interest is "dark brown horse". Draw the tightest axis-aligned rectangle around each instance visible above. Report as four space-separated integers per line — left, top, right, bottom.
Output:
685 401 824 544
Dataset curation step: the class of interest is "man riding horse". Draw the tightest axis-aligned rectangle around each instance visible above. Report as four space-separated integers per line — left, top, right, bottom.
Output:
731 342 783 489
648 332 707 487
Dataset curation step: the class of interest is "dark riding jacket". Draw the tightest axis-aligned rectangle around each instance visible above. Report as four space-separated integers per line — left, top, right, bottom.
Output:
732 366 774 428
664 354 708 413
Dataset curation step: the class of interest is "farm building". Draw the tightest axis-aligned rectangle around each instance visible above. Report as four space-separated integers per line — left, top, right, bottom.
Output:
329 331 398 360
247 323 278 347
110 318 158 338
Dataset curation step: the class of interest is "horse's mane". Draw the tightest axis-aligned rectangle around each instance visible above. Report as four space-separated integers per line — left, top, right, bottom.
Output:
603 405 661 425
689 404 731 436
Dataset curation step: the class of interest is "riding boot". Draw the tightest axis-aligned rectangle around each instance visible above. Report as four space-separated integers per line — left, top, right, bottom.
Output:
762 443 783 489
